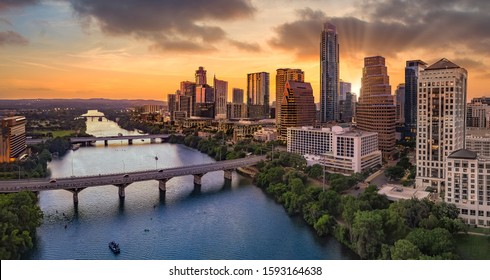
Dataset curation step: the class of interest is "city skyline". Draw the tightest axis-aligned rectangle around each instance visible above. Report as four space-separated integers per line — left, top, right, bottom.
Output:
1 0 490 101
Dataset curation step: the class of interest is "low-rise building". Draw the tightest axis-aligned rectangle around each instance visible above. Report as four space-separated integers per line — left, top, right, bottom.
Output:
253 127 278 142
287 126 382 174
446 149 490 228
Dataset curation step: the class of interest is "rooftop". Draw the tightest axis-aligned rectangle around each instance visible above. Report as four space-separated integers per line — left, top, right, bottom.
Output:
447 149 478 160
378 184 431 202
425 58 460 70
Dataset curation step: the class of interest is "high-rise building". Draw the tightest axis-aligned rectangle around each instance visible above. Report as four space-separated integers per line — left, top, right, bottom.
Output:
280 81 316 137
339 80 351 101
167 93 177 121
356 56 396 158
195 84 214 118
320 22 339 123
275 68 304 126
226 103 248 119
232 88 244 104
404 60 428 139
467 97 490 128
415 58 467 193
395 83 406 124
339 92 354 123
179 81 196 116
195 66 207 85
446 149 490 228
0 116 27 163
247 72 270 119
214 76 228 119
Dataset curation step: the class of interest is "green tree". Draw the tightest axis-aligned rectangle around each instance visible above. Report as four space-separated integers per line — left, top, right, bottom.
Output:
384 165 405 181
391 239 421 260
314 214 334 236
352 211 385 259
306 164 323 179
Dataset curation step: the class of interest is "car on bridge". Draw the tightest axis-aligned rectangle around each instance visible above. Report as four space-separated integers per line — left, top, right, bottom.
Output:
123 174 129 178
49 179 57 183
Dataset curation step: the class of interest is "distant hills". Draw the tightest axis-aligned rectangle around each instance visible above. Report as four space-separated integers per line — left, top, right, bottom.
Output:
0 98 165 110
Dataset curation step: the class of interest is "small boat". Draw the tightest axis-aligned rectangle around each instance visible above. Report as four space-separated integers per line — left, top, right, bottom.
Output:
108 241 120 254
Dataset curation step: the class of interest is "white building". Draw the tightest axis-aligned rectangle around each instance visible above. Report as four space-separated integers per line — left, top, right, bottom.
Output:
446 149 490 228
415 58 467 193
466 128 490 157
287 126 381 174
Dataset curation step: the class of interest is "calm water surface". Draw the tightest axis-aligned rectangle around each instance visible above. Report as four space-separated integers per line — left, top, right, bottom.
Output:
28 110 357 260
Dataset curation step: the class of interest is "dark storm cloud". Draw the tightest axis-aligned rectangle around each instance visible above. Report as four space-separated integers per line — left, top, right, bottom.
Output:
68 0 256 53
269 2 490 62
0 0 39 11
0 30 28 46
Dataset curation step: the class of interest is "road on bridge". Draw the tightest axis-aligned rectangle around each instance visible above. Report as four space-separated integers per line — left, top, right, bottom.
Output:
0 155 266 193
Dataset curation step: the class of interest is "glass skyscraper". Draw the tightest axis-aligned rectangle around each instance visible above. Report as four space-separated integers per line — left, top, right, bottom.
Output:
320 22 339 123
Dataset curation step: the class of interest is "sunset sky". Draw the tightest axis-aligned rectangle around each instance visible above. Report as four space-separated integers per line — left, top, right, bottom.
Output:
0 0 489 102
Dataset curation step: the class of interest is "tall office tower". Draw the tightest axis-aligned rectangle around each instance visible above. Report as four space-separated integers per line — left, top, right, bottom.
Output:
179 81 196 116
415 58 467 193
195 66 207 85
467 97 490 128
213 76 228 119
0 116 27 163
276 68 304 126
356 56 396 158
339 92 353 122
404 60 428 139
167 93 177 121
232 88 244 104
247 72 270 119
280 81 316 137
339 80 351 101
395 84 406 124
320 22 339 123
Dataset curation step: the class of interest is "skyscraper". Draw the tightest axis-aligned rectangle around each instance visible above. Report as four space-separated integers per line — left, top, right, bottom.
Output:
167 93 177 121
356 56 396 158
195 66 207 85
247 72 270 119
280 81 316 137
339 80 351 101
232 88 244 104
404 60 427 139
179 81 196 117
395 83 406 124
275 68 304 126
415 58 467 193
214 76 228 119
320 22 339 123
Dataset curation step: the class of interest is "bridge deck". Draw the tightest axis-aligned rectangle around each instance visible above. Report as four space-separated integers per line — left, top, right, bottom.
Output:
0 156 266 193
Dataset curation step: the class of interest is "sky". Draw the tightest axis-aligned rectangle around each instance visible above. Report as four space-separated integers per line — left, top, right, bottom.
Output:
0 0 489 102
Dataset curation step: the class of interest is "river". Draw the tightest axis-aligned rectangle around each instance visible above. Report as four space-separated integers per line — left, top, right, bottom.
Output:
28 110 357 260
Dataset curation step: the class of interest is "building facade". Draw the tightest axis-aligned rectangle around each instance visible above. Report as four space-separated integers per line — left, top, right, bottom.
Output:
275 68 304 126
404 60 427 139
280 81 316 138
287 126 381 174
339 92 354 123
232 88 244 104
247 72 270 119
466 128 490 157
415 58 467 193
195 66 207 85
339 80 351 101
226 103 248 119
167 93 177 121
395 83 405 124
356 56 396 158
320 22 339 123
0 116 27 163
467 97 490 128
214 76 228 119
446 149 490 228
